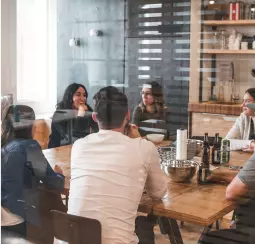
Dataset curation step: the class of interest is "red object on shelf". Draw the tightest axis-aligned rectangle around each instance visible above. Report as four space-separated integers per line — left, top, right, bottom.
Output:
229 1 244 20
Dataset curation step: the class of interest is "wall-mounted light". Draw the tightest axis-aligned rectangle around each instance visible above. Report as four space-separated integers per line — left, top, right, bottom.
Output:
69 37 80 47
89 29 103 37
209 0 216 4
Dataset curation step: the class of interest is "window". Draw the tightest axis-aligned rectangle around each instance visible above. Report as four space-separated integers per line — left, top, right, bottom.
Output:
127 0 191 135
16 0 57 114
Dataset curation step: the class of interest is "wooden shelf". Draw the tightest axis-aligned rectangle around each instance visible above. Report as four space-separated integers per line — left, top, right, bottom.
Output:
188 102 242 116
203 20 255 26
203 49 255 54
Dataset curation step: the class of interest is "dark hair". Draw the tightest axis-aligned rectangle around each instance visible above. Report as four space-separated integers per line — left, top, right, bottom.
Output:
1 105 35 147
93 86 128 129
140 81 165 116
57 83 92 111
245 88 255 100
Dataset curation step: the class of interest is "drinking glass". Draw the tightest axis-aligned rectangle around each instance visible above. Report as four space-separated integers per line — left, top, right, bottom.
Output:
232 92 240 103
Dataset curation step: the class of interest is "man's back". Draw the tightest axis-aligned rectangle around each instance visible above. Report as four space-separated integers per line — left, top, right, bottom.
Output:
68 130 167 244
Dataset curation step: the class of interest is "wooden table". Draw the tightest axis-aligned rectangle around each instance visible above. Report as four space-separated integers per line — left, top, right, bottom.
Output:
43 143 253 243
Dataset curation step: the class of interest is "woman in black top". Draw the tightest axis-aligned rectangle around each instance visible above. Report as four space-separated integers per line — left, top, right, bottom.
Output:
131 81 167 136
48 83 98 148
131 81 166 126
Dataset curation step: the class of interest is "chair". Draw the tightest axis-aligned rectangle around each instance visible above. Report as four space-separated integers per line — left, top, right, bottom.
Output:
51 210 102 244
1 94 13 120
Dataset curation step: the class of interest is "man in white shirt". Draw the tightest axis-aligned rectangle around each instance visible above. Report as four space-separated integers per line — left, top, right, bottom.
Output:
68 86 167 244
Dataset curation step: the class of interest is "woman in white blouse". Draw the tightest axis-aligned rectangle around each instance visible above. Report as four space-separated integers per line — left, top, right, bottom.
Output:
225 88 255 150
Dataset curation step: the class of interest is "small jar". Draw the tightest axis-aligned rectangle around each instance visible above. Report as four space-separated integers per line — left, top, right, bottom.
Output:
241 41 248 50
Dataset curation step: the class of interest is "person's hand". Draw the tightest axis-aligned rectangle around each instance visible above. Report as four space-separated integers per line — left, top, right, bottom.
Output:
242 141 255 152
130 124 138 129
77 104 88 117
127 124 141 138
79 104 88 111
54 165 63 175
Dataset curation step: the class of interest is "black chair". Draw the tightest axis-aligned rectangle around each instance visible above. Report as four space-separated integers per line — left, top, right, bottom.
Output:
51 210 102 244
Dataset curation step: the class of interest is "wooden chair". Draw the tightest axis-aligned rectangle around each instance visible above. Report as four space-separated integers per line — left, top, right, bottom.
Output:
51 210 102 244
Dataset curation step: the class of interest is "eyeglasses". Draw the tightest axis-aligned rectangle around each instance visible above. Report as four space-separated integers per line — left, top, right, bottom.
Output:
140 91 153 97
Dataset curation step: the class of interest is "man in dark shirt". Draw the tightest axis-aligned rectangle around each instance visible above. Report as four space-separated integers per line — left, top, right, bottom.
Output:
200 152 255 244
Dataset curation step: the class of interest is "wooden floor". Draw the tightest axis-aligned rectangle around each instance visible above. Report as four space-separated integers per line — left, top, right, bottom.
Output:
154 213 232 244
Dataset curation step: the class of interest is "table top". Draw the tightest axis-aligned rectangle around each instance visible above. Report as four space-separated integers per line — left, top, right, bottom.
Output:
43 141 253 226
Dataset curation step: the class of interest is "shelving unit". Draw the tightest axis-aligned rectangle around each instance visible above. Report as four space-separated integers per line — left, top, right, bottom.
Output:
203 49 255 54
188 0 255 138
204 20 255 26
200 4 255 102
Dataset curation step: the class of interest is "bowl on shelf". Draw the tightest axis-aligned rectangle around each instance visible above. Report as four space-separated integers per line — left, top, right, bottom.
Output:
163 160 197 183
146 134 164 143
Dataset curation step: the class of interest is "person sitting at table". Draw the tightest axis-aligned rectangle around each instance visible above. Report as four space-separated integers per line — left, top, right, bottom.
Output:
200 151 255 244
68 86 167 244
48 83 98 148
225 88 255 151
1 105 67 243
131 81 167 136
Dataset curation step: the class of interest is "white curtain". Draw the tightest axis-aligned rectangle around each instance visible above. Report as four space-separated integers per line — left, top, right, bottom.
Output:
17 0 57 114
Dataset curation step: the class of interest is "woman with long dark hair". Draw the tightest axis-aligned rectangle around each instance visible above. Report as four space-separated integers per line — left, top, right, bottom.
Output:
225 88 255 150
1 105 66 243
48 83 98 148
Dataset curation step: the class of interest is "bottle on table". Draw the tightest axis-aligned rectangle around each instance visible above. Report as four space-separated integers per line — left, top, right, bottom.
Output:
220 139 230 165
197 133 211 184
203 133 210 160
212 133 221 165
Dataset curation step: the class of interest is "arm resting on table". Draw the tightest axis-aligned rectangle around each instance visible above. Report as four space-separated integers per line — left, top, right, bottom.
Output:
145 143 167 200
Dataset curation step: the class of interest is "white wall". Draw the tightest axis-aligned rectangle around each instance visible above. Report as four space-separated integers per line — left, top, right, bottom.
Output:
1 0 17 101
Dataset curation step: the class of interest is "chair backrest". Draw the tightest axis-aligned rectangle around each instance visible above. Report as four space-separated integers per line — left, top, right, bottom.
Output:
1 94 13 120
51 210 101 244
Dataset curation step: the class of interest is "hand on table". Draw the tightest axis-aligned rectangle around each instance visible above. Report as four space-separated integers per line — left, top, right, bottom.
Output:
242 142 255 152
54 165 63 175
206 167 237 184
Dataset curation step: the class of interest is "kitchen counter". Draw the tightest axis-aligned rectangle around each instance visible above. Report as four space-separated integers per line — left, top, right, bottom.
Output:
188 102 242 116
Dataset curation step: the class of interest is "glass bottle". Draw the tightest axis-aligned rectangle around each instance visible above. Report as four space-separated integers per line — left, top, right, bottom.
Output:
219 30 227 50
212 133 221 164
197 134 211 184
212 31 219 49
250 2 255 19
203 133 210 162
218 82 224 102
